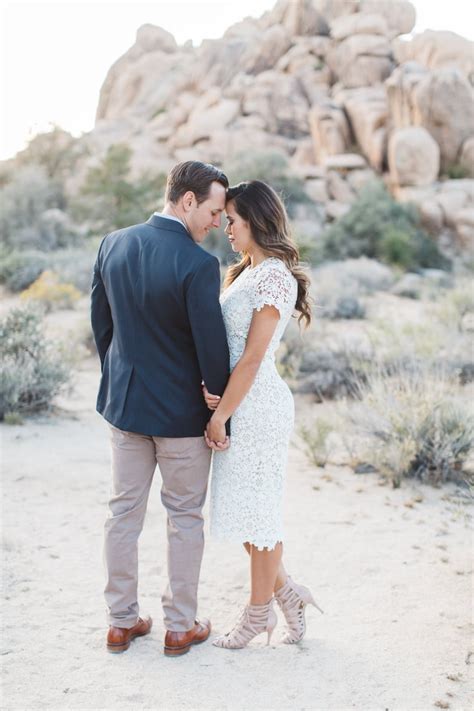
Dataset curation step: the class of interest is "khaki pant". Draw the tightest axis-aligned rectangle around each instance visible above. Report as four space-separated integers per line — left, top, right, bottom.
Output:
104 425 212 632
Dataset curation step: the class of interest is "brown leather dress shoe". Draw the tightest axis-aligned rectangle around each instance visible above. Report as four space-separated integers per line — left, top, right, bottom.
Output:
107 615 153 653
164 618 211 657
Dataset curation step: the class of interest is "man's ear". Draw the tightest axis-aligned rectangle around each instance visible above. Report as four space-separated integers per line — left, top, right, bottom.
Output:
182 191 196 212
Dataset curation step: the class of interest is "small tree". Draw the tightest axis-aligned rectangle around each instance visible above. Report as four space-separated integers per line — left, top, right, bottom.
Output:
74 144 166 233
321 181 449 271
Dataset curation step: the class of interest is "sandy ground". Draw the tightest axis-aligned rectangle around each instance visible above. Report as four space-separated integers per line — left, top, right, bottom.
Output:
1 357 473 711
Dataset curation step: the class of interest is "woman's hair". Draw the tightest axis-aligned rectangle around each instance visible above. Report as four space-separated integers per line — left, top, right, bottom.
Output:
223 180 311 327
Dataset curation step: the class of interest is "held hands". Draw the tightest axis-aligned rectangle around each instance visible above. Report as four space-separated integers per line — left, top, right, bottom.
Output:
202 382 220 410
202 382 230 451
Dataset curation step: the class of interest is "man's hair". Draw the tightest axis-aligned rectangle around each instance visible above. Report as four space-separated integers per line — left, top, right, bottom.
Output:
165 161 229 205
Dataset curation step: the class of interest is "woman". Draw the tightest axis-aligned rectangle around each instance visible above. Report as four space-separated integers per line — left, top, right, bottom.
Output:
203 180 323 649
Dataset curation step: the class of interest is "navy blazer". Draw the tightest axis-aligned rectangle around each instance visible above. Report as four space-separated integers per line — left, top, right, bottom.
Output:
91 214 230 437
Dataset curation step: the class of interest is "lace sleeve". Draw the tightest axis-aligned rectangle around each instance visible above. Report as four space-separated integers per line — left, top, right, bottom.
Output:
252 264 294 316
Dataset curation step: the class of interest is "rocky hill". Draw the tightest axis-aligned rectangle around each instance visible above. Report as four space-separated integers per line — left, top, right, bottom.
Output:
74 0 474 248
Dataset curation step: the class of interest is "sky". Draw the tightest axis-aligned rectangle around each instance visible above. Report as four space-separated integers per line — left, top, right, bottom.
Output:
1 0 473 161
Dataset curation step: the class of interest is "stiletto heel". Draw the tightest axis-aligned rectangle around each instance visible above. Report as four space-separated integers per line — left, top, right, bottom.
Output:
213 600 277 649
274 576 323 644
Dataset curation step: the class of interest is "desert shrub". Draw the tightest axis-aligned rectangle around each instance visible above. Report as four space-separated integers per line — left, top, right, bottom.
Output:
321 181 449 270
445 163 469 180
0 306 70 420
20 271 81 312
49 247 96 293
72 143 167 233
343 364 473 487
0 250 49 291
299 419 333 467
296 345 368 400
15 125 83 181
0 165 79 250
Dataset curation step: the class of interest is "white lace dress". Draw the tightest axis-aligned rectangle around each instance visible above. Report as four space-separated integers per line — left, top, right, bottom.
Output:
210 257 298 551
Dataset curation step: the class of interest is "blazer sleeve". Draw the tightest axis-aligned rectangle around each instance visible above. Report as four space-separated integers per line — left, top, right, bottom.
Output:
185 256 230 399
91 238 113 370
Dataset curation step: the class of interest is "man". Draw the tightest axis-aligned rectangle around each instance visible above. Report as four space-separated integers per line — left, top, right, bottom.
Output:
91 161 230 656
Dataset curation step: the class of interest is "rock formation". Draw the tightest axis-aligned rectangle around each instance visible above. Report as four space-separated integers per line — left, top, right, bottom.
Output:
76 0 473 247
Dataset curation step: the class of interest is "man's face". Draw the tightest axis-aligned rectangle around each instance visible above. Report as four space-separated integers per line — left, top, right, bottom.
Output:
186 181 226 243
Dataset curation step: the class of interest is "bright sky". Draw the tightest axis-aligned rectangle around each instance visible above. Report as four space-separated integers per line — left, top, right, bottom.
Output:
1 0 473 161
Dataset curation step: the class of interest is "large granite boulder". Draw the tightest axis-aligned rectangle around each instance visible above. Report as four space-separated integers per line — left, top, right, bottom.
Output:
330 13 389 40
339 87 388 170
393 30 474 79
388 127 440 186
309 103 351 162
413 68 474 169
327 34 393 88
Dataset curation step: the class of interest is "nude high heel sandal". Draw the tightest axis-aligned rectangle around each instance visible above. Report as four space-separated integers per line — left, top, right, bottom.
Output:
274 576 324 644
212 600 277 649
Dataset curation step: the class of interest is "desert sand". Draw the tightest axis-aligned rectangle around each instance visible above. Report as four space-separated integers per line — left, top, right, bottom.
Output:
1 356 473 711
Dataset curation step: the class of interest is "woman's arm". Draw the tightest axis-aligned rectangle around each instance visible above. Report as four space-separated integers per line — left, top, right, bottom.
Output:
205 304 280 447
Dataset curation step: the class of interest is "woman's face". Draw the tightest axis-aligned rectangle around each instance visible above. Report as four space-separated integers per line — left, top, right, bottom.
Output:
224 200 254 253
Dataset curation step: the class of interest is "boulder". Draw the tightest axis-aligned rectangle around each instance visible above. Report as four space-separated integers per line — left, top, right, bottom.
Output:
327 34 393 88
262 0 329 36
418 199 444 232
242 71 311 138
241 24 292 74
346 168 377 193
340 87 388 170
169 96 240 149
393 30 474 80
360 0 416 37
276 37 331 73
388 127 440 186
133 24 177 54
412 68 474 169
385 62 429 129
308 103 351 163
323 153 368 171
330 13 389 40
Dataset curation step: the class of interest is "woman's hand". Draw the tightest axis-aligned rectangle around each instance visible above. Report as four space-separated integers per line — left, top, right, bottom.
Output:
202 381 221 410
205 414 230 451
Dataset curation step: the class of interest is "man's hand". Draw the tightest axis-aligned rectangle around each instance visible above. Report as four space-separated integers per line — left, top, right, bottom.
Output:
204 414 230 451
202 381 220 411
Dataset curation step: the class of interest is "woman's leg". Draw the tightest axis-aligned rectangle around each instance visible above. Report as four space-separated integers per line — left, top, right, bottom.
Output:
247 542 283 604
243 542 288 593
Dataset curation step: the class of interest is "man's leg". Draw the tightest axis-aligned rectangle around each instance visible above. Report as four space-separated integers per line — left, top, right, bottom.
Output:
104 425 156 628
155 436 211 632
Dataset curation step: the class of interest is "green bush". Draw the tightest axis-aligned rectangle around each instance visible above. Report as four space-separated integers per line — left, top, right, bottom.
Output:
344 364 473 487
0 250 49 291
321 181 449 271
72 143 167 233
0 306 71 420
0 165 69 250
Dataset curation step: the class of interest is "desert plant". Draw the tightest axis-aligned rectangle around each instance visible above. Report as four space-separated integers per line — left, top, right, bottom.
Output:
0 306 71 420
0 165 74 250
321 181 449 271
73 143 167 233
296 344 368 401
343 364 473 487
0 249 49 291
299 419 333 467
20 270 81 312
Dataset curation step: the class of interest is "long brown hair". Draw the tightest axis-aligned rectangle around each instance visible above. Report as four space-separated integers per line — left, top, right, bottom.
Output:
223 180 312 326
